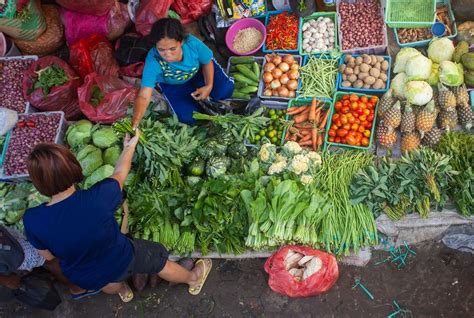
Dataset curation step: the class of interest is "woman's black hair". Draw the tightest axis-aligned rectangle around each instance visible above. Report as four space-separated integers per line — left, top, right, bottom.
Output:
148 18 187 45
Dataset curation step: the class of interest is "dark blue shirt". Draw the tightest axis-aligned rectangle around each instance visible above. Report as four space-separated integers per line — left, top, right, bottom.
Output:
23 178 133 290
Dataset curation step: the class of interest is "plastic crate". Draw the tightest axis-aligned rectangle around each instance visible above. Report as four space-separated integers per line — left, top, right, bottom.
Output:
336 0 388 55
226 56 264 101
0 55 38 114
394 0 457 48
258 54 302 101
0 111 67 182
385 0 436 28
298 12 339 56
324 91 379 151
0 129 11 168
262 11 300 53
299 54 339 100
336 54 392 93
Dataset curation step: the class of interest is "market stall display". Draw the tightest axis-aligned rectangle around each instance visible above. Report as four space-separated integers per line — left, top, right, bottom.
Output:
298 55 338 99
259 53 301 99
227 56 263 100
337 54 391 92
263 11 300 53
299 12 337 55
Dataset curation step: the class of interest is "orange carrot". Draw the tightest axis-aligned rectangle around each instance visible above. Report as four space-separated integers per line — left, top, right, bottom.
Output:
293 112 309 124
319 109 330 129
300 130 311 135
287 107 306 116
294 123 312 129
299 133 312 142
308 98 319 121
298 140 313 146
311 127 318 151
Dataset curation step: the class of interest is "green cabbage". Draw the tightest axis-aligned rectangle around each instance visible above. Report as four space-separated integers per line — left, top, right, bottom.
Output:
103 146 121 166
427 63 440 86
390 73 408 99
405 81 433 106
92 127 118 149
439 61 464 87
428 37 455 63
76 145 103 177
66 120 92 148
83 165 114 189
394 48 422 73
405 54 432 81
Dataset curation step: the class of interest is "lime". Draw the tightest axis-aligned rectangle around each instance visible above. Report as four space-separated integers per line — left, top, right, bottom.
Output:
268 125 274 131
267 131 275 138
271 137 278 143
255 135 261 141
259 130 266 136
269 109 276 116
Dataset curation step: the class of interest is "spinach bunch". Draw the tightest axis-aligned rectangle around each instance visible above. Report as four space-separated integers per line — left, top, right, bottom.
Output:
33 65 69 96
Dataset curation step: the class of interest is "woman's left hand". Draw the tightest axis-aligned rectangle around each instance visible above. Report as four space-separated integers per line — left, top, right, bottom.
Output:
191 85 212 101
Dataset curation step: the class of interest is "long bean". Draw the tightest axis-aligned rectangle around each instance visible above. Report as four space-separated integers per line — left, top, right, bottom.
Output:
298 54 340 98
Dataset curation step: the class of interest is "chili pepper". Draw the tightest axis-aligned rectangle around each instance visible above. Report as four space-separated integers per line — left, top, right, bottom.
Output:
17 120 26 128
266 12 299 51
26 120 36 128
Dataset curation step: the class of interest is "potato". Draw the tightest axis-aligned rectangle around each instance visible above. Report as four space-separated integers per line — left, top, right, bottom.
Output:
342 74 347 81
362 54 370 64
358 72 369 80
364 76 376 85
360 63 370 73
379 72 388 82
376 56 384 63
341 80 352 87
355 56 363 65
344 54 353 63
363 84 371 89
348 57 356 65
375 62 381 70
354 65 360 75
369 68 380 78
373 79 384 90
347 63 356 69
370 55 377 66
345 67 354 75
339 64 346 73
348 74 357 83
353 80 364 88
381 60 389 71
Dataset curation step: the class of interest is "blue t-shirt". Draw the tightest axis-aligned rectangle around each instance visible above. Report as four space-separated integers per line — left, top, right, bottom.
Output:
23 178 133 290
141 34 213 88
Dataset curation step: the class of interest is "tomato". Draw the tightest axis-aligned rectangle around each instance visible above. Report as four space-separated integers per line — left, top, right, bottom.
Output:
360 120 369 128
351 123 359 131
358 102 366 109
346 135 357 145
343 123 351 130
331 124 338 130
355 118 361 124
342 95 350 100
359 115 367 122
328 129 336 137
340 115 348 124
349 94 359 102
361 137 370 147
358 125 366 133
363 109 370 116
336 128 348 137
341 106 350 114
370 96 378 104
348 116 356 124
364 130 371 137
332 113 340 123
335 120 342 127
367 114 375 122
335 137 342 143
366 122 372 129
357 108 364 115
366 102 374 110
352 111 359 118
328 136 335 142
355 133 362 142
350 102 358 110
360 96 368 103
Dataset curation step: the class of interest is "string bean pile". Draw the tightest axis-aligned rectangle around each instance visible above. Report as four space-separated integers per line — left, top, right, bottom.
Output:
298 54 339 98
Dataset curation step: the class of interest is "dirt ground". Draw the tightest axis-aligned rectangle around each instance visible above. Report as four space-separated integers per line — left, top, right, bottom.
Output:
1 240 472 318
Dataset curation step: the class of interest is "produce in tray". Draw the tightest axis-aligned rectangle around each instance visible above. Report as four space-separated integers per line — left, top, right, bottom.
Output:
261 54 300 98
0 58 34 112
2 113 62 176
339 54 389 90
228 57 261 100
253 107 286 145
462 52 474 88
265 12 299 51
301 16 336 54
231 27 263 54
299 55 338 98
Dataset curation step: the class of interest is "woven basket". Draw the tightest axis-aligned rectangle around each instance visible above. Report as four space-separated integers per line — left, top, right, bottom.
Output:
14 5 64 56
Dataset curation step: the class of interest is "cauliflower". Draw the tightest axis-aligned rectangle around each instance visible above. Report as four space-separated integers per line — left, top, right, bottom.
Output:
258 143 276 163
268 160 287 175
306 151 322 166
300 174 314 185
275 153 287 163
290 154 310 175
283 141 302 155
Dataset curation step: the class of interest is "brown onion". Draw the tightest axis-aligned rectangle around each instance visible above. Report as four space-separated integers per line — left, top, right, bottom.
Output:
279 73 289 85
263 89 272 96
283 54 295 65
288 70 299 80
278 62 290 72
263 72 273 83
277 85 289 97
271 55 282 65
272 89 279 96
270 79 281 90
288 90 296 98
272 68 283 79
287 79 298 91
264 62 276 73
290 63 299 71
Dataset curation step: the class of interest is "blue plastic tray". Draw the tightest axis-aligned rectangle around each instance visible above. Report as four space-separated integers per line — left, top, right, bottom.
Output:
262 10 300 53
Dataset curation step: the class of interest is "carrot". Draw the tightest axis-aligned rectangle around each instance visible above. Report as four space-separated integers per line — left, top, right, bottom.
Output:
316 133 324 150
319 109 330 129
308 98 320 122
290 134 298 141
311 127 318 151
298 140 313 146
300 130 311 135
293 112 309 124
294 123 312 129
299 133 312 142
314 106 322 123
287 107 306 115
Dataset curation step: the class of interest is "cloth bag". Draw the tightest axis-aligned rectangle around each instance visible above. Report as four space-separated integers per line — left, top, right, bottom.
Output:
0 0 46 41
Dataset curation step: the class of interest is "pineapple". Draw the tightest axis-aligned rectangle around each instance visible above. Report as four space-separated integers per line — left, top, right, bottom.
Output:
382 100 402 129
400 103 416 133
422 127 442 147
457 104 473 130
451 84 469 107
438 110 458 131
438 83 457 111
416 100 436 137
378 89 396 117
401 132 421 152
376 124 397 148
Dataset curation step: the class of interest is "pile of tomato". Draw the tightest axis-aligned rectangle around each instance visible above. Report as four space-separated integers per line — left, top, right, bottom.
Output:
327 94 378 147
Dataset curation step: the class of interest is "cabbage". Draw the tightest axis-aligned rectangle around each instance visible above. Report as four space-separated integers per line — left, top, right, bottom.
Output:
427 63 440 86
76 145 103 177
391 73 408 99
405 54 432 81
83 165 114 189
394 48 422 73
427 37 455 63
66 120 92 148
439 61 464 87
92 127 118 149
103 146 121 166
405 81 433 106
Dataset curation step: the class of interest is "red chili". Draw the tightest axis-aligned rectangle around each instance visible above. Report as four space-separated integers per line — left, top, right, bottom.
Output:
17 120 26 128
266 12 299 51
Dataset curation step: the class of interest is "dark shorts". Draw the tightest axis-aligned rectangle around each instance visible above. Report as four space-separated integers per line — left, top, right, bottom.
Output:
115 239 169 282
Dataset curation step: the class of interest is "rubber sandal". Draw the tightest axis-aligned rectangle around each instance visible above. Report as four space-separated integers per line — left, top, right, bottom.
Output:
119 285 134 303
188 259 212 296
71 289 101 300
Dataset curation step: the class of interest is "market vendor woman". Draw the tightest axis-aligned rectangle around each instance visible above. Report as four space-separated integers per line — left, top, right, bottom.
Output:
132 18 234 126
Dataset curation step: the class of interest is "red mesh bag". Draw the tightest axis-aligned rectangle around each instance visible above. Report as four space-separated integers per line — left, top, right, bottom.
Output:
55 0 115 17
135 0 173 36
264 245 339 298
171 0 212 24
22 56 82 120
78 73 137 124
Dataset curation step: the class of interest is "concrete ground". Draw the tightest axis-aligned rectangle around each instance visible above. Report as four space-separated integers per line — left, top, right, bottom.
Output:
1 240 473 318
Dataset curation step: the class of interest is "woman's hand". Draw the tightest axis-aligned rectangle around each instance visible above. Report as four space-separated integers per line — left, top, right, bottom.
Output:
123 130 140 149
191 84 213 101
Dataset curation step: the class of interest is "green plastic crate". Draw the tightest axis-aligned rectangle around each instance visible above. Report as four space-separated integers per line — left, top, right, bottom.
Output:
385 0 437 28
324 91 379 151
299 12 339 56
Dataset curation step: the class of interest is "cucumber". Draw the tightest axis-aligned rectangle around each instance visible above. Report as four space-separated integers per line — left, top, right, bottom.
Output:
230 56 255 64
234 82 248 89
231 92 251 100
236 64 259 82
234 74 259 86
229 65 238 72
252 62 260 79
237 85 258 94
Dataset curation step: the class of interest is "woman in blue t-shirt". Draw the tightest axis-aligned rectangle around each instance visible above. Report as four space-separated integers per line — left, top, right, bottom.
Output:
132 18 234 126
23 132 212 302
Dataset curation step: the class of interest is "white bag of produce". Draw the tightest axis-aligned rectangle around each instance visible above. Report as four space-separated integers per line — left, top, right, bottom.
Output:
0 107 18 136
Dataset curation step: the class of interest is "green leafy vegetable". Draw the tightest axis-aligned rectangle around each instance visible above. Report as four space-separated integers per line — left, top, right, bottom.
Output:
83 165 114 189
90 85 105 107
103 146 121 166
92 127 119 149
65 119 93 149
33 64 69 96
76 145 103 177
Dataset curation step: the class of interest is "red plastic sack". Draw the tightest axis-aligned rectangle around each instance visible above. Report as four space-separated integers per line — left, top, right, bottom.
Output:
264 245 339 298
78 73 137 124
62 8 108 45
107 3 131 40
171 0 212 25
56 0 115 17
135 0 173 36
119 62 144 78
69 34 120 79
22 56 82 120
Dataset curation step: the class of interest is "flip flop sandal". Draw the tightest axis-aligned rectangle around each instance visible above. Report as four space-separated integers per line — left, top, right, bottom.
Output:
119 285 134 303
188 259 212 296
71 289 101 300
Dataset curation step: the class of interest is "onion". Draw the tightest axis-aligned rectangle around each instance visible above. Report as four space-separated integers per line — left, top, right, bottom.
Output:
263 72 273 83
283 54 295 65
272 68 283 79
264 62 276 73
277 85 290 97
272 55 282 65
287 79 298 91
272 89 279 97
263 89 272 96
290 63 299 71
279 73 289 85
288 90 296 98
288 70 299 80
270 79 281 90
278 62 290 72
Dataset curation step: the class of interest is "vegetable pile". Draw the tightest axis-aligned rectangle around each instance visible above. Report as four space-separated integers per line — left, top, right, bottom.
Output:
261 54 300 98
283 250 323 282
301 16 336 54
89 85 105 107
252 107 287 145
228 56 261 100
232 27 263 54
3 113 62 177
265 12 299 51
298 55 338 98
0 58 34 112
339 54 389 90
32 64 69 96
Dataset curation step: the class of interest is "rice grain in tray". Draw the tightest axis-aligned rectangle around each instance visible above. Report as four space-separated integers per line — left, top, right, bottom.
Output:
232 27 263 53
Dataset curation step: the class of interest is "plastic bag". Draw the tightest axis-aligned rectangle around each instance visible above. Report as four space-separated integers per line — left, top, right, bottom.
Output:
0 108 18 136
442 234 474 254
22 56 82 120
69 34 120 79
264 245 339 298
135 0 174 36
62 8 109 45
0 0 46 41
78 73 137 124
171 0 212 25
114 34 152 66
55 0 115 17
107 3 131 41
13 273 61 311
120 62 144 78
289 0 317 17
